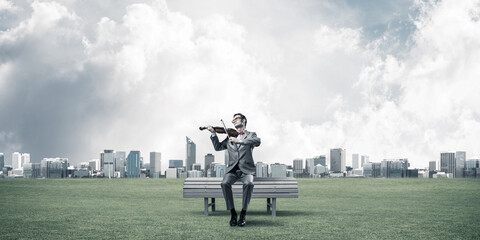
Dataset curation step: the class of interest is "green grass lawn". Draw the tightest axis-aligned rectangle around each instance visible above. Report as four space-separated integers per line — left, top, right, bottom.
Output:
1 178 479 239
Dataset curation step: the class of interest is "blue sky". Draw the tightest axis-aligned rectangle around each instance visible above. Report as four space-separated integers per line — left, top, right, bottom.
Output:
1 0 479 170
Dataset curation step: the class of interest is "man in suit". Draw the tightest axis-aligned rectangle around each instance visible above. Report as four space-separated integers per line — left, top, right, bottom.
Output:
207 113 261 227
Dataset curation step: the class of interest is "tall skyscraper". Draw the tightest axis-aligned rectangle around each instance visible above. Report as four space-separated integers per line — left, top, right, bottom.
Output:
429 161 436 172
455 151 466 178
150 152 161 178
127 151 140 178
115 151 126 178
186 137 196 171
293 159 303 177
352 154 359 169
12 152 21 170
169 160 183 168
21 153 30 168
330 148 346 173
0 153 4 169
204 153 215 176
440 152 455 176
305 158 315 174
256 162 268 177
103 150 115 178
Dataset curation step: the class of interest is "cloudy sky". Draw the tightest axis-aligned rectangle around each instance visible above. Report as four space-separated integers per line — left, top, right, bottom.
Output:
1 0 480 170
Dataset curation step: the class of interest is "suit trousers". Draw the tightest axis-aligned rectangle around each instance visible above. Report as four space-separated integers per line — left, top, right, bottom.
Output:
221 170 254 211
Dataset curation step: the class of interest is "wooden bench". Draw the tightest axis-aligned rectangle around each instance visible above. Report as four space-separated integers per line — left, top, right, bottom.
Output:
183 177 298 217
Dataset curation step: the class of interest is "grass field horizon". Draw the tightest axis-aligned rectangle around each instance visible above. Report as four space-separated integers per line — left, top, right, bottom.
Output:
1 178 479 239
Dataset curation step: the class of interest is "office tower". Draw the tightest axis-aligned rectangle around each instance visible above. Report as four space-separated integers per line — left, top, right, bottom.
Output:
204 153 214 176
89 159 100 172
0 153 4 169
361 155 369 167
21 153 30 168
127 151 140 178
293 159 303 177
440 152 455 176
215 164 226 177
330 148 346 173
115 151 126 178
256 162 268 177
192 163 201 171
465 159 480 178
186 137 196 171
429 161 436 172
150 152 161 178
363 162 381 178
169 160 183 168
352 154 359 169
381 159 409 178
313 155 326 166
23 163 41 178
455 151 466 178
314 164 326 176
102 150 115 178
305 158 314 175
271 163 287 177
12 152 21 169
41 158 68 178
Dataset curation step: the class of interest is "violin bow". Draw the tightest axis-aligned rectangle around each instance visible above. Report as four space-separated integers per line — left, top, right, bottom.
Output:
220 119 233 145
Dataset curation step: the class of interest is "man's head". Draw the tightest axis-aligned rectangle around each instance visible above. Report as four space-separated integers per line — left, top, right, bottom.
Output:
232 113 247 128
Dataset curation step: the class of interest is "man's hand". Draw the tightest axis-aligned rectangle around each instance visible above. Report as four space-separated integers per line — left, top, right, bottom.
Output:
207 125 215 133
229 137 240 143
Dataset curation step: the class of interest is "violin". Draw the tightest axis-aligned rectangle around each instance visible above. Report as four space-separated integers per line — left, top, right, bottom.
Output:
199 126 239 137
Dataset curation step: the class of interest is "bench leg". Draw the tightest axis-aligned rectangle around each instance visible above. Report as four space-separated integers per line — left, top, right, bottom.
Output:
272 198 276 217
204 198 209 216
212 198 215 212
267 198 271 213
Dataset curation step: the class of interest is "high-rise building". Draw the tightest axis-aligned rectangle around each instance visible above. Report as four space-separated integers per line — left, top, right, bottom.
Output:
127 151 140 178
455 151 466 178
89 159 100 172
293 159 303 177
169 160 183 168
103 150 115 178
115 151 126 177
440 152 455 176
429 161 436 172
271 163 287 177
352 154 359 169
192 163 201 171
40 158 68 178
313 155 326 167
361 155 369 167
256 162 268 177
0 153 4 169
204 153 215 176
23 163 41 178
12 152 21 170
215 164 226 177
305 158 315 175
363 162 381 178
381 159 409 178
330 148 346 173
21 153 30 168
186 137 196 171
150 152 161 178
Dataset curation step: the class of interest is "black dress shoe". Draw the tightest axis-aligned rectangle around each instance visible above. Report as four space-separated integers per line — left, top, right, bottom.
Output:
229 214 238 227
238 214 246 227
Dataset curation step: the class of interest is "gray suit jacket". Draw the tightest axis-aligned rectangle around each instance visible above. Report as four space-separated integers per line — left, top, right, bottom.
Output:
210 130 261 175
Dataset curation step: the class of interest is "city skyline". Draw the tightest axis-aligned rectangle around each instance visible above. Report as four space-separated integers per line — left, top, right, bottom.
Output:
1 0 480 169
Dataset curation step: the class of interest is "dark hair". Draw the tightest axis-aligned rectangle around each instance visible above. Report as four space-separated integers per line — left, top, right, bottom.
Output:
233 113 247 126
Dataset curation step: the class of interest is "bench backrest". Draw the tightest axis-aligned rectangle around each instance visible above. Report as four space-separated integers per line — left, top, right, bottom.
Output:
183 177 298 198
